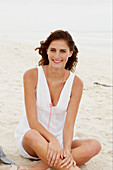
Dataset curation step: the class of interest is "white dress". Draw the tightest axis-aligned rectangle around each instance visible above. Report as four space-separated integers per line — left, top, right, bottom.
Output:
15 66 77 159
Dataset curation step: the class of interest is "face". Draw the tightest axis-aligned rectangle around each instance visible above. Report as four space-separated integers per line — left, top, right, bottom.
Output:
47 39 73 69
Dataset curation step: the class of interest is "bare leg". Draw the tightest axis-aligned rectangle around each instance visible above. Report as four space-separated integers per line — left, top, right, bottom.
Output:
71 139 101 166
27 161 49 170
21 129 81 170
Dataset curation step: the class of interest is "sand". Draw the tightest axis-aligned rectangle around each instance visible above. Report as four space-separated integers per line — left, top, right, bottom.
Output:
0 32 112 170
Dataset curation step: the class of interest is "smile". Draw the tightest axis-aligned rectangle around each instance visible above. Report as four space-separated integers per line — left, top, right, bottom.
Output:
52 59 63 64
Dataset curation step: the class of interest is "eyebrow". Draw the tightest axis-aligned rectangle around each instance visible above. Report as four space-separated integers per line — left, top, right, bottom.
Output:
50 47 66 50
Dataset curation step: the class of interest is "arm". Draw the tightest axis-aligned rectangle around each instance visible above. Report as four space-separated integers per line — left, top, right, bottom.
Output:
63 76 83 150
60 76 83 168
24 68 62 166
23 68 55 142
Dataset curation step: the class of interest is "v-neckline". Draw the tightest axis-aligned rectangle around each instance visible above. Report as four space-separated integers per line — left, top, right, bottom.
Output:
41 66 71 108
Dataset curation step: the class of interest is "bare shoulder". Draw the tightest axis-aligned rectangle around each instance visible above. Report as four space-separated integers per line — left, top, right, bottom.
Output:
73 75 83 88
71 75 83 95
23 68 38 88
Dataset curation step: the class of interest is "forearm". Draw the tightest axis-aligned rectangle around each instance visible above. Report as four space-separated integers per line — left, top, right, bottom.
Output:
29 120 55 143
63 125 74 151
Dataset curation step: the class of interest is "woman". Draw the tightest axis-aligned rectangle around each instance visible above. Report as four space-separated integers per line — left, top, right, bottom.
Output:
15 30 101 170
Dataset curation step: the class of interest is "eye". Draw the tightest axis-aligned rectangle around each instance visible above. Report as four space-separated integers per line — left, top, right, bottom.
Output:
50 49 55 52
60 50 66 53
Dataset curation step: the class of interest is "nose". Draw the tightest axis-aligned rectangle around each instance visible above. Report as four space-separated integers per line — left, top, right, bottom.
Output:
55 51 60 58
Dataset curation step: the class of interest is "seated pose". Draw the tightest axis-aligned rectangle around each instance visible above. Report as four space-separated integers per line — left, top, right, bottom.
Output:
15 30 101 170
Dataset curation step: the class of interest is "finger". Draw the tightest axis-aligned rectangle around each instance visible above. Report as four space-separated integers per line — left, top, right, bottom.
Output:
73 160 76 167
47 144 51 160
63 150 67 157
54 153 60 166
67 160 73 169
59 157 68 166
47 149 50 160
48 151 53 165
60 158 71 168
60 150 63 159
50 153 56 166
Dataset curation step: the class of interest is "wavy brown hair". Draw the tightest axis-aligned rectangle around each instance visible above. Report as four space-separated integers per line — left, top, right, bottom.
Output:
35 30 79 72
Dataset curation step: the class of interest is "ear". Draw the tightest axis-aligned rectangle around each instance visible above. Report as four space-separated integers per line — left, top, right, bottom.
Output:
69 51 73 58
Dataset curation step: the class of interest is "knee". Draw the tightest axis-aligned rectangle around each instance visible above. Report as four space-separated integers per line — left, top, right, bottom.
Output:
86 139 101 158
24 129 41 146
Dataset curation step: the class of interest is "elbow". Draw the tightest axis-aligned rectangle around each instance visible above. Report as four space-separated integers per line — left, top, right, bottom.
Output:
28 120 39 130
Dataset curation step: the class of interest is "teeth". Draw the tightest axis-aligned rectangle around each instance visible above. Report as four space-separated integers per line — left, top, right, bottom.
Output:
54 60 60 63
53 59 61 63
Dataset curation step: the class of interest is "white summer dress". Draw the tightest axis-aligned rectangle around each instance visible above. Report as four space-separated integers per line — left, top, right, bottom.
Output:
15 66 77 160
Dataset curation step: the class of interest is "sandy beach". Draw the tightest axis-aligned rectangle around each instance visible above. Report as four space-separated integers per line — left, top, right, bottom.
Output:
0 31 112 170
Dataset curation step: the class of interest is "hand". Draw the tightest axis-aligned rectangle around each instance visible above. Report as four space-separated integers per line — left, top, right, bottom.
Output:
47 137 63 167
60 148 76 169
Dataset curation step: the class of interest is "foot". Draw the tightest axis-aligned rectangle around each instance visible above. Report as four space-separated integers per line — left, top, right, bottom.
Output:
69 165 81 170
10 161 50 170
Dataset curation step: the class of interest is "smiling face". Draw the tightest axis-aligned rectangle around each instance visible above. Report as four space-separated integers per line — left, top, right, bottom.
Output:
47 39 73 69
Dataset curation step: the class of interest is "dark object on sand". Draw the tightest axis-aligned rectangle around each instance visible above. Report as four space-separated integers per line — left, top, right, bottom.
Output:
94 82 113 87
0 146 16 164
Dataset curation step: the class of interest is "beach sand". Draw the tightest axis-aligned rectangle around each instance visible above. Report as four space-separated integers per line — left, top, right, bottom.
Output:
0 32 112 170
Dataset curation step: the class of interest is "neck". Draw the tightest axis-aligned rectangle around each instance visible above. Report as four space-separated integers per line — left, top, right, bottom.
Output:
47 65 65 81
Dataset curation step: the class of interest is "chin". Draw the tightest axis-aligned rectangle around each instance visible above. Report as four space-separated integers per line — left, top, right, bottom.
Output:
49 60 66 69
53 64 65 70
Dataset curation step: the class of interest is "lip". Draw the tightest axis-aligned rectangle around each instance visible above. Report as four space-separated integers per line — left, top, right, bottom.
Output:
52 59 62 64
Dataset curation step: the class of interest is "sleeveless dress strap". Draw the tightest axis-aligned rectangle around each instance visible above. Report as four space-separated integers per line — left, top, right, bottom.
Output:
59 72 75 111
